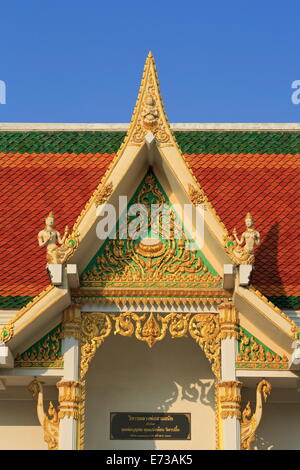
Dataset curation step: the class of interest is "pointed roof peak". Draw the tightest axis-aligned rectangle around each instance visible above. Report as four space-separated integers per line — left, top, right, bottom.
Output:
125 52 174 146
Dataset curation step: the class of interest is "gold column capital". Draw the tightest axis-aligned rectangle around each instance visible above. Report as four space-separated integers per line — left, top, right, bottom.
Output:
57 380 81 420
218 302 239 340
61 304 82 340
217 380 242 419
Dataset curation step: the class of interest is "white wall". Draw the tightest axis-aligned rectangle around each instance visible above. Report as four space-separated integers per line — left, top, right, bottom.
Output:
0 400 47 450
253 402 300 450
85 335 216 450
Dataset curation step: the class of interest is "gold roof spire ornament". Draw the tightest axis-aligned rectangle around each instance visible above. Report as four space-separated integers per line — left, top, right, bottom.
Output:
127 51 174 146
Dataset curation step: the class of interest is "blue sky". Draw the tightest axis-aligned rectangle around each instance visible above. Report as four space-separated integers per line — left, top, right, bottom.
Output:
1 0 300 123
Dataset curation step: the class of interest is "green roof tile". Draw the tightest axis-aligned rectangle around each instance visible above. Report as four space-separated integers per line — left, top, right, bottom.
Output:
1 130 300 154
0 131 126 153
267 296 300 310
174 131 300 154
0 295 33 309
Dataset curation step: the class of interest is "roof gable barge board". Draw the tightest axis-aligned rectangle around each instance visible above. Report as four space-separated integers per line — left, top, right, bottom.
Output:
69 143 149 274
7 285 70 353
235 286 294 358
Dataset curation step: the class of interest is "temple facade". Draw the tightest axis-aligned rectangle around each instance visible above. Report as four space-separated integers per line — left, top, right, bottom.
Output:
0 52 299 450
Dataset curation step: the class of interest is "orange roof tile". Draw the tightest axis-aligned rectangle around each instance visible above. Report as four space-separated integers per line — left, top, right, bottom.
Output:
0 152 114 297
185 153 300 297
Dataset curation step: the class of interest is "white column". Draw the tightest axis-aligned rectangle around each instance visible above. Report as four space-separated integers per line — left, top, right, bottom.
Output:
57 305 81 450
218 303 241 450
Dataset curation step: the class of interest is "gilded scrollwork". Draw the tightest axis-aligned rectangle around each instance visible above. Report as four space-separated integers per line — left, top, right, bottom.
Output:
113 312 191 348
188 184 207 206
95 182 113 207
81 172 221 291
112 312 220 378
80 313 112 379
28 379 59 450
189 313 221 378
15 324 62 368
241 379 272 450
237 327 288 369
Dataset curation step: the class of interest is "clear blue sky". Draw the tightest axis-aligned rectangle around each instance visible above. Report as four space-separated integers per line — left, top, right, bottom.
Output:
1 0 300 123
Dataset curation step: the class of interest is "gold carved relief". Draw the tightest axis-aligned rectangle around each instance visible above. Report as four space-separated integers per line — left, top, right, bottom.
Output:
189 313 221 379
241 379 272 450
57 380 81 420
80 313 112 379
128 52 173 146
78 311 221 380
218 303 240 340
113 312 191 348
217 381 242 419
188 184 207 206
95 182 113 206
61 305 82 340
28 379 59 450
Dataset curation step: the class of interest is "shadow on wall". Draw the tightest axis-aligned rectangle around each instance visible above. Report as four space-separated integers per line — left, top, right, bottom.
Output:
253 222 286 296
84 334 216 450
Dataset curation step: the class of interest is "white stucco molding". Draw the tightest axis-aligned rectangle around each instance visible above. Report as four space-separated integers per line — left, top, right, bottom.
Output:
1 122 300 131
234 286 294 358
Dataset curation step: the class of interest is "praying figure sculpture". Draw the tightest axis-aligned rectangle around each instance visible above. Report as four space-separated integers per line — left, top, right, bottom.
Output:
225 213 260 265
38 211 69 264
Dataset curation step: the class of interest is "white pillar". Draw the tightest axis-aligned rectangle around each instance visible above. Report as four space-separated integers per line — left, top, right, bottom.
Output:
218 303 241 450
57 305 81 450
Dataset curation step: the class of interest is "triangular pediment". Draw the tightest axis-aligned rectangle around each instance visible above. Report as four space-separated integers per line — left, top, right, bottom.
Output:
80 170 221 296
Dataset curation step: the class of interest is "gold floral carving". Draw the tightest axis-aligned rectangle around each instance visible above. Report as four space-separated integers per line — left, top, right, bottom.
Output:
189 313 221 378
61 305 82 340
127 52 173 146
57 380 81 420
80 313 112 379
28 379 59 450
81 171 221 291
78 311 221 380
218 303 240 340
113 312 191 348
217 381 242 419
237 328 288 368
241 379 272 450
188 184 207 206
77 311 222 449
95 182 113 206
